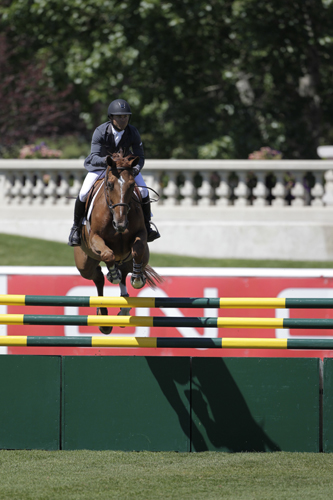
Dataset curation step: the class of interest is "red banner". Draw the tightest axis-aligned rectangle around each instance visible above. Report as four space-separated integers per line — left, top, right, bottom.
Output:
2 267 333 358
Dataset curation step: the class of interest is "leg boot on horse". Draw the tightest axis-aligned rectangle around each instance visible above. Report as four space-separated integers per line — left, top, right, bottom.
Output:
141 195 161 242
68 196 86 247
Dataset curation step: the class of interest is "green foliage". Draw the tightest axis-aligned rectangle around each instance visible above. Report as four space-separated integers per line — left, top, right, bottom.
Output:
1 0 333 159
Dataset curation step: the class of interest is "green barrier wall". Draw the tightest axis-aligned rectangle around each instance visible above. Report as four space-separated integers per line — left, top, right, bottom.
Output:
61 356 191 451
191 358 321 452
0 355 61 450
0 355 324 452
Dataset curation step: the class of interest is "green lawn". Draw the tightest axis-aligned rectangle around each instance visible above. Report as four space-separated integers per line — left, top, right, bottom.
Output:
0 233 332 268
0 450 332 499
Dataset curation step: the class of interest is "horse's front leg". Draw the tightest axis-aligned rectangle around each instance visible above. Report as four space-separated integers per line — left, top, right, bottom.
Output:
73 245 112 335
130 234 149 289
90 233 122 284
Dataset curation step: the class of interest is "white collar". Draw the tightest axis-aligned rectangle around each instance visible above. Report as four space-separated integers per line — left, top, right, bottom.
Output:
111 124 125 137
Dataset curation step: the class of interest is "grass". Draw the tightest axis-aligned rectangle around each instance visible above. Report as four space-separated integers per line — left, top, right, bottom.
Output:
0 450 333 499
0 233 333 268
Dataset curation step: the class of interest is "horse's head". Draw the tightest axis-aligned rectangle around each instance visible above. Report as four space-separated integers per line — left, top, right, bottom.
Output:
105 153 139 233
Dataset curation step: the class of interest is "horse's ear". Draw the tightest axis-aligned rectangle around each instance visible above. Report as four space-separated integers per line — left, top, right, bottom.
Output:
106 155 116 167
130 156 139 168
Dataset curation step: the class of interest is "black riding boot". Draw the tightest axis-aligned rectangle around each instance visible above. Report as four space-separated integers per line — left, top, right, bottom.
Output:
142 195 160 243
67 197 86 247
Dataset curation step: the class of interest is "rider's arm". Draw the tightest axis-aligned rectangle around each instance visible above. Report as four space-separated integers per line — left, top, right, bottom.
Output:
84 126 108 171
131 127 145 172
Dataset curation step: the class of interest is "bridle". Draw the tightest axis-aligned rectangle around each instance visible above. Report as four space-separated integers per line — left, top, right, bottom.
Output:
104 165 133 229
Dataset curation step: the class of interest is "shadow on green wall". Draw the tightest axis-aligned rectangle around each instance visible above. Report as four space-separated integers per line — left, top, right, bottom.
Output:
146 357 280 452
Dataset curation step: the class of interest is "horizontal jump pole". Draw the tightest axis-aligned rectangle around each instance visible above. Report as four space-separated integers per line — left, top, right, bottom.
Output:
2 336 333 349
2 314 333 329
2 294 333 309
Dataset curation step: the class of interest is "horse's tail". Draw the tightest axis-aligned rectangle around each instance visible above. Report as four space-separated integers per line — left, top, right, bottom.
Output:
143 265 164 289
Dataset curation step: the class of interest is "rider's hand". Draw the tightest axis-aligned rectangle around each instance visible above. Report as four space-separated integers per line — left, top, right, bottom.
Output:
132 166 140 177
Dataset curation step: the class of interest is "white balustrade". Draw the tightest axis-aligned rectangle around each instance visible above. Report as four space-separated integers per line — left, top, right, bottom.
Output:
252 171 268 206
197 171 213 206
215 172 230 206
291 172 306 206
234 171 249 206
0 159 333 208
179 172 195 206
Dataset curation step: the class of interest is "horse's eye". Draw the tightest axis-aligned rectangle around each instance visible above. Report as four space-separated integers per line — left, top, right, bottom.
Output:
107 182 114 190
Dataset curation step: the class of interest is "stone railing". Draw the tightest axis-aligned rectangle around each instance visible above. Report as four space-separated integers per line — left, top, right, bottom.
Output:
1 159 333 207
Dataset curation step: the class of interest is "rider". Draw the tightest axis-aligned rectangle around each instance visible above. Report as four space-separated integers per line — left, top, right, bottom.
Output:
68 99 160 247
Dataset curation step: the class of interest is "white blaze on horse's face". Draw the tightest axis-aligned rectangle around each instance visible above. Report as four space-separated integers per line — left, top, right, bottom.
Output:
108 169 133 234
118 174 125 217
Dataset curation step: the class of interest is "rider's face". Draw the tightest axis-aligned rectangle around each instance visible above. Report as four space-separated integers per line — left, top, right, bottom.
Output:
112 114 130 131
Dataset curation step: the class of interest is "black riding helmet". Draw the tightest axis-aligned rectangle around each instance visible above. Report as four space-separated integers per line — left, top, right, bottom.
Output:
108 99 132 118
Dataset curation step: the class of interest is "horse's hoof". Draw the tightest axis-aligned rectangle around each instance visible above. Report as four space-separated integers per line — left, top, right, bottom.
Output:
117 307 132 328
99 326 113 335
106 267 122 284
97 307 113 335
130 275 146 289
117 307 132 317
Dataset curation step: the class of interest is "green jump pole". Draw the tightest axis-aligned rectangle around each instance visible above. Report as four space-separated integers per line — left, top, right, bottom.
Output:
2 294 333 309
2 314 333 329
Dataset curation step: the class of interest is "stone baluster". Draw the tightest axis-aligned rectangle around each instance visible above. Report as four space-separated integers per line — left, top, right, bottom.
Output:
310 172 324 206
252 171 268 206
162 171 179 206
56 171 70 204
3 171 15 203
215 172 230 205
197 171 213 206
234 171 249 206
271 172 286 206
141 171 161 203
69 171 83 199
179 172 195 206
323 170 333 205
291 172 305 206
32 171 46 204
44 171 59 205
20 170 34 204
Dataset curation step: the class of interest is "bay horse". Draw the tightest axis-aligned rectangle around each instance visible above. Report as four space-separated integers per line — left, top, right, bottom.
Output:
73 151 163 334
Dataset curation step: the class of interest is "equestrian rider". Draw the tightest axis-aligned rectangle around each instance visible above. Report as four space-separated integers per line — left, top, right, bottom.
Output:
68 99 160 247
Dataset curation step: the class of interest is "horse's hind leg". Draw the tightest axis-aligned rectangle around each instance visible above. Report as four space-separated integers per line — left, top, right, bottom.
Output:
130 240 149 289
73 247 112 335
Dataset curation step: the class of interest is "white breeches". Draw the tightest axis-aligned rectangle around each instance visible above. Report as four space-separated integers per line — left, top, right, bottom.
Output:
79 170 148 202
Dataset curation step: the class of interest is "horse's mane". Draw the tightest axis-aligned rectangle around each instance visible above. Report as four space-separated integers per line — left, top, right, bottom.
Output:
111 149 136 169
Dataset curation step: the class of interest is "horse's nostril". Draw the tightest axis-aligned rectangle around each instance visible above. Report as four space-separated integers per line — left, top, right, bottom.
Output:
113 221 128 233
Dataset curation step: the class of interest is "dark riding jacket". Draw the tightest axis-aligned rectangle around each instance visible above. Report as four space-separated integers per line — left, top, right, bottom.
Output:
84 121 145 172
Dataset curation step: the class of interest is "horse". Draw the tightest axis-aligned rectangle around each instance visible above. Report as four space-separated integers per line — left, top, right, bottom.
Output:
73 151 163 334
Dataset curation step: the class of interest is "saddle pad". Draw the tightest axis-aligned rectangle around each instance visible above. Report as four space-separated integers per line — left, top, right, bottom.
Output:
82 180 104 234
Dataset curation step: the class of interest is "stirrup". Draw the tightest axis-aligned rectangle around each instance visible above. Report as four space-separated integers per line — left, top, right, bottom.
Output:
147 222 160 243
67 225 81 247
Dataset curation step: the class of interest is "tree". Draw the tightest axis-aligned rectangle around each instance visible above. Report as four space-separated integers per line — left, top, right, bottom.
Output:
0 30 87 155
1 0 333 158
